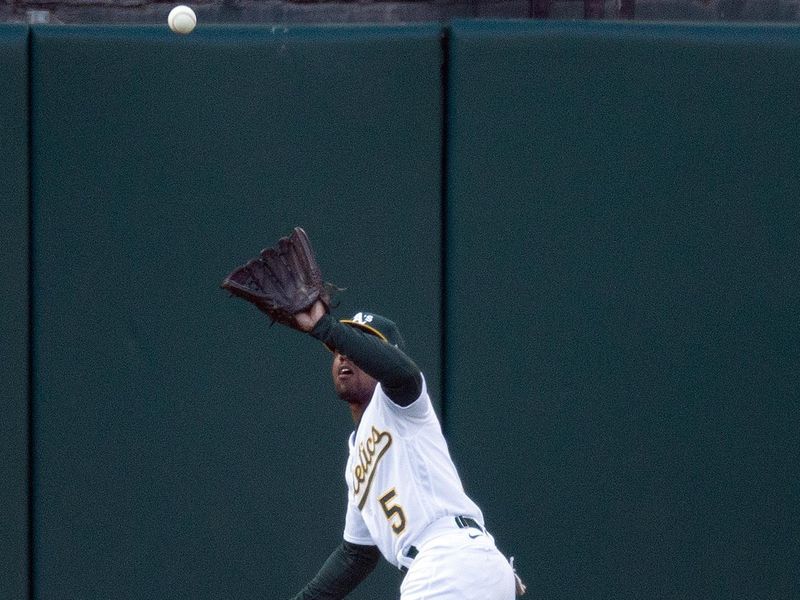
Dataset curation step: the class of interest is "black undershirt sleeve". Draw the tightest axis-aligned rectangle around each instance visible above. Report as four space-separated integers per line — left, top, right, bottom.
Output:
309 314 423 406
289 541 381 600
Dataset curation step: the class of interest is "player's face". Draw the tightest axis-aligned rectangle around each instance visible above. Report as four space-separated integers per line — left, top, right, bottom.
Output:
331 352 377 405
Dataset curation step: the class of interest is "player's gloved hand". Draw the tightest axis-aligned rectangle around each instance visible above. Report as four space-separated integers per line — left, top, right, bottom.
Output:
293 299 328 333
221 227 331 331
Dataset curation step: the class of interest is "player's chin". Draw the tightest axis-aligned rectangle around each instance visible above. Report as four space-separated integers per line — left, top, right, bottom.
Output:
335 383 365 405
334 381 351 401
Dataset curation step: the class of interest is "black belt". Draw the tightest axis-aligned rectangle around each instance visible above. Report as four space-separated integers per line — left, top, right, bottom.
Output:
454 516 484 533
399 516 485 573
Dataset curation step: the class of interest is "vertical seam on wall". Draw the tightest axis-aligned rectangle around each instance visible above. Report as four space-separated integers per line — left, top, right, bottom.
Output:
439 26 451 435
26 25 35 600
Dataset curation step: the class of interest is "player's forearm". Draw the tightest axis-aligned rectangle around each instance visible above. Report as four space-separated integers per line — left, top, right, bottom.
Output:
289 541 380 600
310 314 422 406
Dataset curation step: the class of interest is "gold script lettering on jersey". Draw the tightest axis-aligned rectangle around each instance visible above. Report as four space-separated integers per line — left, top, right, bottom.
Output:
353 426 392 510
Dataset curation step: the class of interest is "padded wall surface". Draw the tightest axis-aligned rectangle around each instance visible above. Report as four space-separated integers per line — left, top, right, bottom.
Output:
446 20 799 599
0 24 30 600
31 24 441 599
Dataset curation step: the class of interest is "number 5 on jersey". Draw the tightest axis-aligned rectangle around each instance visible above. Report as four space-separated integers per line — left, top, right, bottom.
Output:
379 488 407 534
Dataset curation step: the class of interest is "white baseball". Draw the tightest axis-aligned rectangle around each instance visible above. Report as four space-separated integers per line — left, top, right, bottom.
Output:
168 5 197 35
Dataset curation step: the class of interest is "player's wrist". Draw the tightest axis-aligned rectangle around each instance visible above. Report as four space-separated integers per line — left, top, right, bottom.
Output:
308 311 335 340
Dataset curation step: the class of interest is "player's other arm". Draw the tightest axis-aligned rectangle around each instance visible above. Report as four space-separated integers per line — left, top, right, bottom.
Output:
299 303 422 407
289 541 380 600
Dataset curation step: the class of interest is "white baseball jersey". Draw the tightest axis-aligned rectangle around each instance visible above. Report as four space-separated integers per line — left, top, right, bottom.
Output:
342 375 484 568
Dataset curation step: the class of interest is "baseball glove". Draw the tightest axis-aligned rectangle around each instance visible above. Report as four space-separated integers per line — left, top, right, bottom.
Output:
220 227 330 330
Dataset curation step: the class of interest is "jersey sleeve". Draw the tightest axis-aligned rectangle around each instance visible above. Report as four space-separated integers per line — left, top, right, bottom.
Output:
379 374 433 422
343 495 373 546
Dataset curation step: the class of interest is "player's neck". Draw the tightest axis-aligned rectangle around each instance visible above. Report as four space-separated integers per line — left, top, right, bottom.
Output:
349 400 369 426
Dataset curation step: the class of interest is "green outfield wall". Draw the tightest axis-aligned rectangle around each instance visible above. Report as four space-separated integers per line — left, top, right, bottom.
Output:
1 19 798 600
445 19 800 600
0 24 30 600
28 24 441 600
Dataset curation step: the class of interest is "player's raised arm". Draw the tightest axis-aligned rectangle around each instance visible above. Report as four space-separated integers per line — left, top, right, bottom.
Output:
307 309 422 407
219 227 421 406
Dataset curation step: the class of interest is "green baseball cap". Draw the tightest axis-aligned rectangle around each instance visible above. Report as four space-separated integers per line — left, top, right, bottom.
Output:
340 311 406 352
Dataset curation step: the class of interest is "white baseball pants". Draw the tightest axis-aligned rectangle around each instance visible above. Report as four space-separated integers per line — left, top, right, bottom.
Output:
399 528 516 600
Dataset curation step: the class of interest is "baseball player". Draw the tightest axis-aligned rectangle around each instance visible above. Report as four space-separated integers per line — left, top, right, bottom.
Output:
287 299 522 600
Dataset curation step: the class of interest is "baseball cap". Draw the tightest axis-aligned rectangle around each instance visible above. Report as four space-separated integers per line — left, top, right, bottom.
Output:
339 311 406 352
